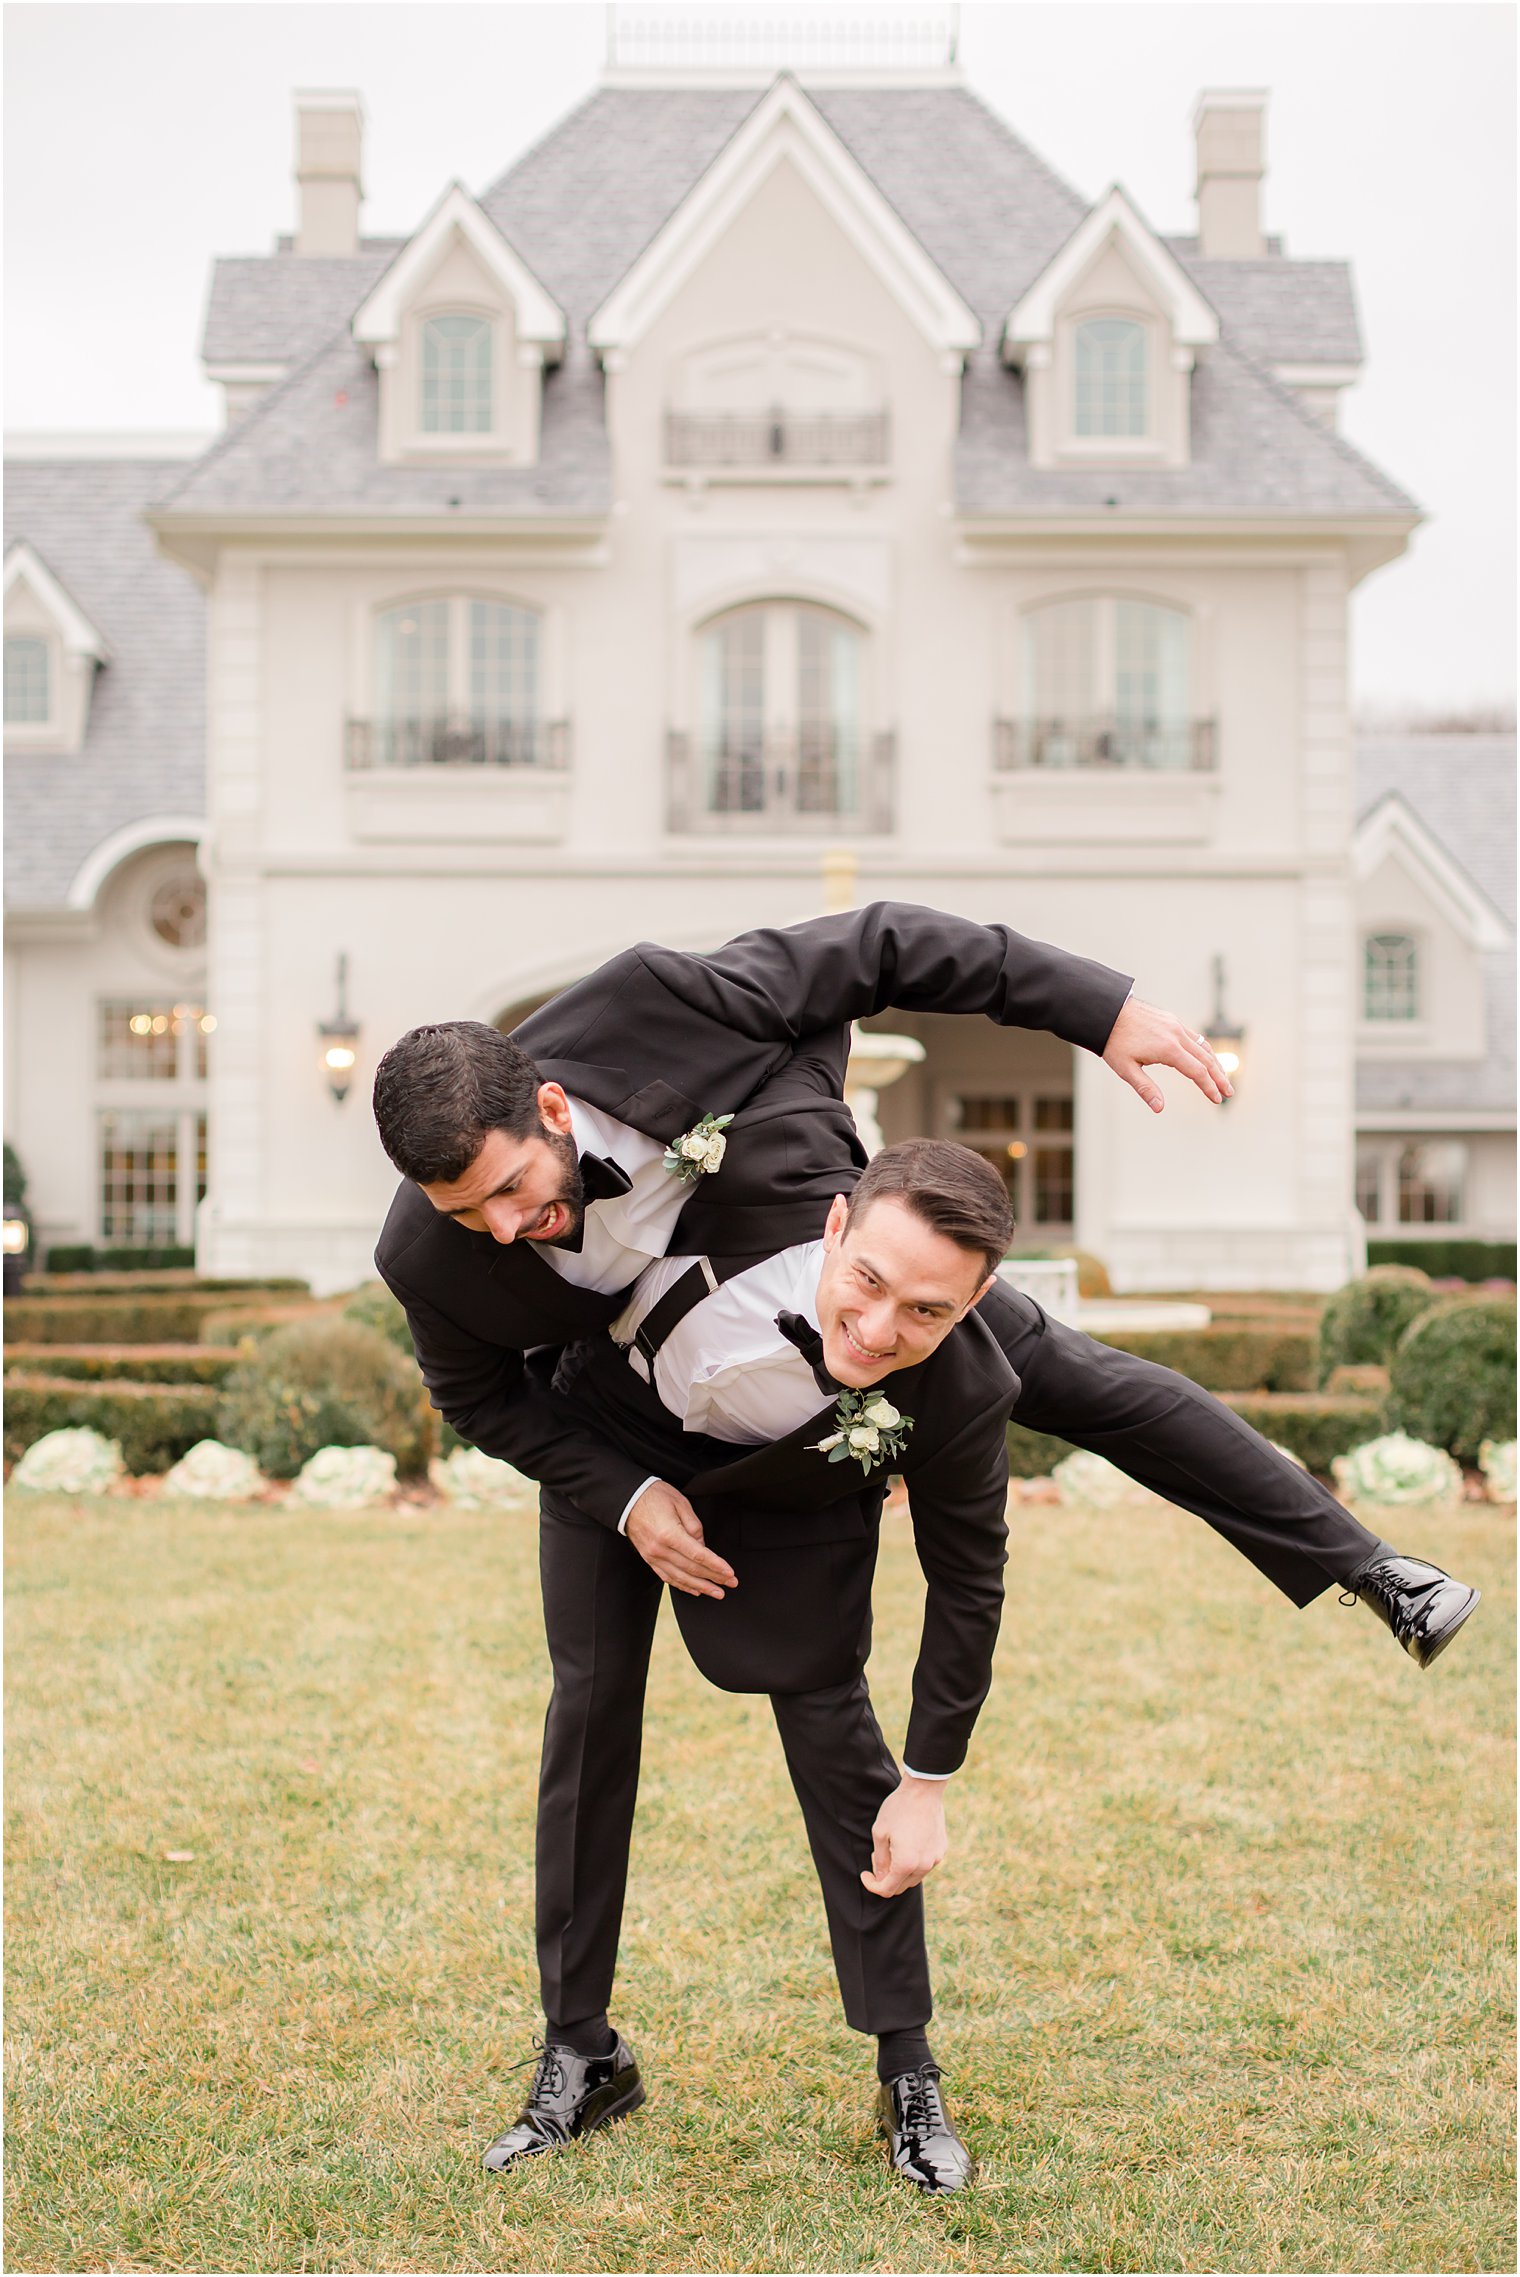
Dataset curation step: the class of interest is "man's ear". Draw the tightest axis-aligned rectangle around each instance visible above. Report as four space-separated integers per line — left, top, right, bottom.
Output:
537 1081 574 1136
966 1273 998 1314
822 1193 850 1250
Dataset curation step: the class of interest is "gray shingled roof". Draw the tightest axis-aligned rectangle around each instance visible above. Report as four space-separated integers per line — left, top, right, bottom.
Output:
175 79 1412 524
4 458 205 912
1354 735 1516 1116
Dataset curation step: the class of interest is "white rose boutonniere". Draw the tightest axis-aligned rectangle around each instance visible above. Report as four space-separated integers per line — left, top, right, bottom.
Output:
664 1112 734 1184
812 1388 914 1477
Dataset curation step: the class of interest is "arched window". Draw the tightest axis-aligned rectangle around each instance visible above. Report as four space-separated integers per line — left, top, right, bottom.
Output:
420 314 493 433
1364 933 1420 1022
4 634 50 723
373 596 540 765
1075 319 1148 437
1023 596 1194 769
699 603 861 819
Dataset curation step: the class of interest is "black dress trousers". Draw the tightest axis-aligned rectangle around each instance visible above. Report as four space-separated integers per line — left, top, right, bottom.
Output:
534 1488 933 2038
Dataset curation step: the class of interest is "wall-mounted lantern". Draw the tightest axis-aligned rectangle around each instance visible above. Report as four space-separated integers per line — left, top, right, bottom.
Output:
1202 953 1246 1095
319 953 361 1103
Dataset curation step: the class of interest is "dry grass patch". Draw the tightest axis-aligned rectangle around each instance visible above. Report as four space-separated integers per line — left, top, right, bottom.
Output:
5 1488 1513 2273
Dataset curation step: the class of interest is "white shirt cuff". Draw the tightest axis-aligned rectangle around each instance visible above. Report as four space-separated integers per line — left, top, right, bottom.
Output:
616 1476 661 1536
901 1763 953 1781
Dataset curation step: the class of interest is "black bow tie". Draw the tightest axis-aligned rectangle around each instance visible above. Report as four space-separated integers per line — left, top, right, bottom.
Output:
776 1309 841 1397
579 1150 633 1207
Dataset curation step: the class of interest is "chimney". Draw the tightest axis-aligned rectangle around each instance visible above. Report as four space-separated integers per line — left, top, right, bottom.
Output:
1194 90 1267 259
294 90 364 255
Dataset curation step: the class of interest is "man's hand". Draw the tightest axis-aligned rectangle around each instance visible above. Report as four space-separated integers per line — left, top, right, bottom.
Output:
625 1480 738 1600
860 1774 949 1898
1102 995 1233 1113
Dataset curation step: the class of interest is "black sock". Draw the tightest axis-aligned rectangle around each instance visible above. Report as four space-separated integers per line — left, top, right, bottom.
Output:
545 2012 617 2059
877 2028 935 2082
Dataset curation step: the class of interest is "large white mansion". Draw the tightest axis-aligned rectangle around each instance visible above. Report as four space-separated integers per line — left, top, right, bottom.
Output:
4 28 1514 1291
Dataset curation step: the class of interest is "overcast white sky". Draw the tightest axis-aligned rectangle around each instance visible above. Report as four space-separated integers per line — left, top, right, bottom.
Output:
4 0 1514 711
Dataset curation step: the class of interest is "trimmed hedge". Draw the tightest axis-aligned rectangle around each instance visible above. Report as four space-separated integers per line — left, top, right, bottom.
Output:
27 1271 310 1297
1219 1392 1386 1475
1093 1326 1314 1393
1316 1267 1435 1382
3 1293 305 1344
4 1373 219 1472
199 1302 329 1346
1387 1295 1517 1464
1368 1239 1517 1283
1006 1421 1079 1479
43 1244 196 1273
2 1343 241 1386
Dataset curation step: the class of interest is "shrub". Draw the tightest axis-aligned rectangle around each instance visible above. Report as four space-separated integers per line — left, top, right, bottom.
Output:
1217 1393 1385 1476
430 1445 533 1507
1316 1267 1435 1383
1051 1449 1152 1507
1325 1363 1391 1398
4 1374 219 1472
1094 1326 1314 1393
5 1292 305 1345
1006 1421 1079 1478
43 1244 195 1273
27 1272 310 1296
1368 1238 1517 1283
3 1343 240 1386
1386 1295 1517 1465
216 1316 434 1480
163 1441 265 1500
341 1280 416 1356
1479 1440 1517 1503
291 1445 398 1509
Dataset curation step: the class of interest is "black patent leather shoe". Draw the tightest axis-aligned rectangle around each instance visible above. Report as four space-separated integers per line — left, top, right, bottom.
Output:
878 2065 975 2193
1349 1555 1480 1668
481 2037 644 2172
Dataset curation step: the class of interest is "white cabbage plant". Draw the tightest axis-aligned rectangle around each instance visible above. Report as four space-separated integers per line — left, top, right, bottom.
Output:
429 1445 534 1508
290 1444 397 1509
163 1440 264 1501
11 1427 125 1495
1332 1433 1462 1508
1478 1440 1516 1504
1050 1448 1152 1508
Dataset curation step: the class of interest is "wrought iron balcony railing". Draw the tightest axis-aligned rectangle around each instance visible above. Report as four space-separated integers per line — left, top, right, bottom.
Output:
993 717 1217 773
346 716 571 770
664 408 890 469
667 728 895 834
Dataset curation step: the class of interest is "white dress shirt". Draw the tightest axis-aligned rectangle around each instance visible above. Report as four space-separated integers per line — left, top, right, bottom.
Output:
536 1098 692 1293
611 1239 948 1781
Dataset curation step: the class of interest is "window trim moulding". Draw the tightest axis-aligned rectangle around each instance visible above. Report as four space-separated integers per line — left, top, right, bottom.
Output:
344 762 571 845
988 768 1221 845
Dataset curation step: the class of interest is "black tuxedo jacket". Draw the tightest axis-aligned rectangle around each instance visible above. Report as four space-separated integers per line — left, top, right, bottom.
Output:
375 900 1131 1525
552 1305 1019 1774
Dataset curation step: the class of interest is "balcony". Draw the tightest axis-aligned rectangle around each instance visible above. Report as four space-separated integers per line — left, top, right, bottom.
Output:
346 715 570 770
663 408 890 471
993 716 1217 773
343 715 571 843
667 729 895 835
989 716 1220 845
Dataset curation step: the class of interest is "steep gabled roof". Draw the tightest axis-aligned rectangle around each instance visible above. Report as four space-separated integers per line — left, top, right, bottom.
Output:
4 457 205 912
4 539 110 658
352 183 566 355
1004 186 1219 360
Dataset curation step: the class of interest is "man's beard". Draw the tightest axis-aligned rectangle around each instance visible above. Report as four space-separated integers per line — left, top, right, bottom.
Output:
534 1123 586 1245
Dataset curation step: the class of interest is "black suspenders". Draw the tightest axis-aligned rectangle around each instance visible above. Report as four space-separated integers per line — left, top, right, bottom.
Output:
625 1254 773 1383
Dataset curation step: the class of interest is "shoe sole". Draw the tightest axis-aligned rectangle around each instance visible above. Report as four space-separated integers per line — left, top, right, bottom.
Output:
1415 1585 1481 1668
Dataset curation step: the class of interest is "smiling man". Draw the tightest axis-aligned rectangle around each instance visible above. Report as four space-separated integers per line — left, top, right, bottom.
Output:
477 1140 1020 2194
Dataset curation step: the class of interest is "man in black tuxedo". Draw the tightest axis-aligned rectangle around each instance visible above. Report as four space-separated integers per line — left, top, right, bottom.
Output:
372 903 1478 2182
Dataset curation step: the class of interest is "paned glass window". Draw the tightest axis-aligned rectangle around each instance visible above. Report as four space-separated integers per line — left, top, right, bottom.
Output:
1074 319 1148 437
4 634 51 723
373 597 541 765
954 1092 1073 1230
421 314 493 433
1397 1142 1466 1226
1364 933 1420 1022
98 1001 214 1082
1025 596 1191 769
99 1110 206 1244
699 604 861 818
1355 1146 1384 1224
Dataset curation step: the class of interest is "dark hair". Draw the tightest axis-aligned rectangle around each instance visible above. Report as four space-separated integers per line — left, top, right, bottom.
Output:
372 1021 544 1184
844 1138 1013 1280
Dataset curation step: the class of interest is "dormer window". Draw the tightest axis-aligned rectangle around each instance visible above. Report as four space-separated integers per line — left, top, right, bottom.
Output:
421 314 493 434
4 634 51 724
1364 932 1420 1022
1074 319 1148 437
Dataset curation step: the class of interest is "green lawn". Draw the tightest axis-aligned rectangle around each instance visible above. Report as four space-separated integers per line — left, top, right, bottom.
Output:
6 1487 1514 2275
